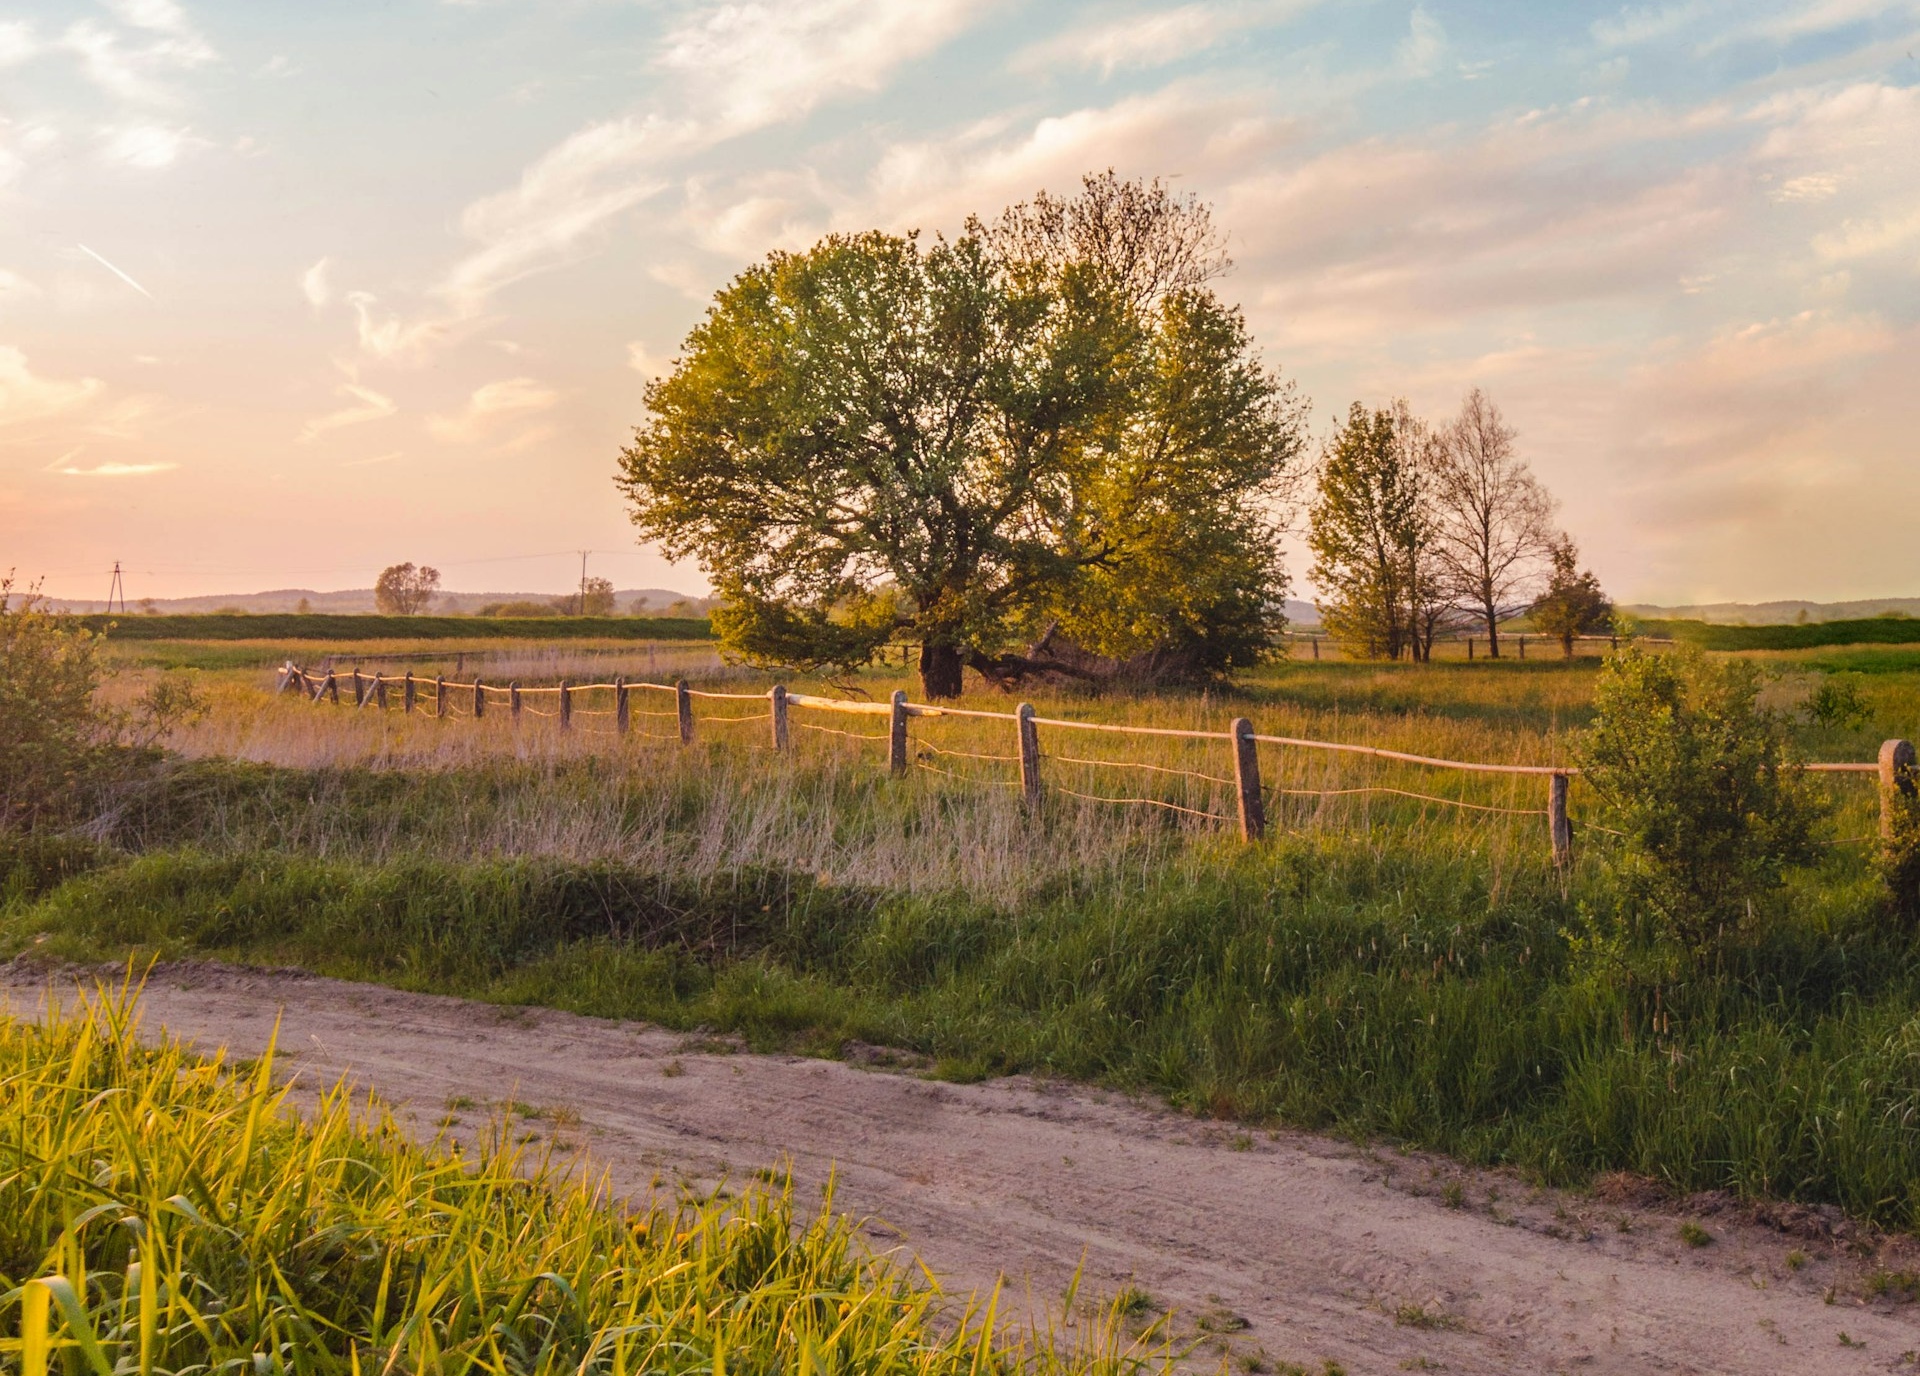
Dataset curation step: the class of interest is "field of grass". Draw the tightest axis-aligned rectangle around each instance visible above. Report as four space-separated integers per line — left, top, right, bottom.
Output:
0 986 1152 1376
82 612 714 642
7 641 1920 1228
1639 614 1920 652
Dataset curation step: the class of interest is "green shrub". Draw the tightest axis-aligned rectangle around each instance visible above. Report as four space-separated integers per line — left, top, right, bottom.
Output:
0 576 112 829
1884 775 1920 923
1579 648 1824 956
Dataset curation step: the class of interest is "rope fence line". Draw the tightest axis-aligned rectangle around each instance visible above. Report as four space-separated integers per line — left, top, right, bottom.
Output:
276 661 1915 865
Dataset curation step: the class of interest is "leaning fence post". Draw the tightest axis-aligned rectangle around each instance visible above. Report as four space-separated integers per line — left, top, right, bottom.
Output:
770 685 790 751
888 690 909 776
1881 739 1917 841
559 680 572 732
403 672 416 714
615 676 629 735
325 671 340 705
435 675 447 719
676 680 694 743
1231 718 1264 841
510 681 521 721
473 679 485 719
1549 772 1573 867
1017 702 1042 810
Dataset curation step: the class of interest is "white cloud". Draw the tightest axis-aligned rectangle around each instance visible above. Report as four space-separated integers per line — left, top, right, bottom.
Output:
0 21 37 67
46 454 177 477
1396 5 1448 76
1773 172 1839 202
99 122 197 168
301 257 332 310
426 376 559 442
626 342 671 378
0 346 104 428
1013 1 1322 77
347 0 993 361
0 268 39 299
58 3 216 107
298 382 398 443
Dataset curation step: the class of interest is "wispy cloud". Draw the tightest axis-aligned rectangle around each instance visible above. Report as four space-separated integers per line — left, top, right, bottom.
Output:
0 346 104 428
299 381 398 443
46 452 177 477
347 0 993 362
98 122 200 168
426 376 559 442
301 257 332 310
1012 2 1320 77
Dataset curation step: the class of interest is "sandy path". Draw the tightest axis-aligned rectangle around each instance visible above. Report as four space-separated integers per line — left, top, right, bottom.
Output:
5 963 1916 1375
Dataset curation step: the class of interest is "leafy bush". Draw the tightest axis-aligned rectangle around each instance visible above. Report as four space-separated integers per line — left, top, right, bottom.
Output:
0 574 209 831
1884 762 1920 923
1579 648 1823 956
1804 672 1871 730
0 577 112 830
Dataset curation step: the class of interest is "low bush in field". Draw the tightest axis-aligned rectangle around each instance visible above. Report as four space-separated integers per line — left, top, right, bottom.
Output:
0 987 1150 1376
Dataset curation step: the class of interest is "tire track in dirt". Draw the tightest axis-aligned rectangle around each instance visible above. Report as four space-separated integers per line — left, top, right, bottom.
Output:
6 962 1916 1375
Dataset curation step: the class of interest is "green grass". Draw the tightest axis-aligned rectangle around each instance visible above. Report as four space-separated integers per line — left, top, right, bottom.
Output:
9 640 1920 1235
82 613 714 642
0 986 1157 1376
1639 616 1920 652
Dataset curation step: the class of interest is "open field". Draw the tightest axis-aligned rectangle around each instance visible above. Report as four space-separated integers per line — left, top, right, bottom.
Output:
7 637 1920 1246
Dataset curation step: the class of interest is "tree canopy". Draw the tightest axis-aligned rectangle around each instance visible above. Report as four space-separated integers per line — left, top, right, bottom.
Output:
616 174 1304 698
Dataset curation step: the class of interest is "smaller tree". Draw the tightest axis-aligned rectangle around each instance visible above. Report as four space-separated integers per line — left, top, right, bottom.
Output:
579 577 616 617
1430 388 1555 658
374 563 440 616
1579 648 1823 957
1530 535 1610 658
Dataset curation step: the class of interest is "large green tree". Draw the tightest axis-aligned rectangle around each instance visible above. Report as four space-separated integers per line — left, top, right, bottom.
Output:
617 177 1302 698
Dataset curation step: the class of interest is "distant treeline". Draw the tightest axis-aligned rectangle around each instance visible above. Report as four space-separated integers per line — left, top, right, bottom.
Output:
1638 615 1920 651
79 613 715 642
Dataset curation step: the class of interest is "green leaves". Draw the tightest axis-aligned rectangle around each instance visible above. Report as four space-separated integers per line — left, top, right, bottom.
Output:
616 185 1302 697
1579 648 1824 955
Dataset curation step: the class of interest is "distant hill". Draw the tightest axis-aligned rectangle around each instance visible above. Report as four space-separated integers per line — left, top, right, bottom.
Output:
1623 598 1920 625
44 587 716 616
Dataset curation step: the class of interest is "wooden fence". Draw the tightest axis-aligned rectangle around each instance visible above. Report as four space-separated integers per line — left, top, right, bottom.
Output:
277 663 1913 866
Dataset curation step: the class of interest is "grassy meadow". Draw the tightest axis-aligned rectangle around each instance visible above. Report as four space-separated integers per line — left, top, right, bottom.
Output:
9 632 1920 1228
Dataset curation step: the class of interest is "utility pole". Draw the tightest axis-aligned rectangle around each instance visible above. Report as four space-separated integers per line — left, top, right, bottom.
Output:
106 561 127 614
577 549 590 617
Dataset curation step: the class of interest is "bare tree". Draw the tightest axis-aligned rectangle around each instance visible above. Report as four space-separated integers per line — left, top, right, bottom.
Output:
1431 389 1554 658
968 169 1230 312
373 563 440 616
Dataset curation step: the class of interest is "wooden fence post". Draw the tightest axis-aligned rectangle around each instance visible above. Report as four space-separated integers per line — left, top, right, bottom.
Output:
351 670 364 705
403 672 416 714
559 680 572 732
1017 702 1042 810
770 685 790 751
615 676 629 735
473 679 485 719
1231 718 1264 842
325 671 339 705
1549 772 1572 868
889 690 909 776
1467 638 1474 661
1518 635 1527 660
510 681 521 721
435 676 446 719
1311 636 1320 661
1881 739 1917 841
676 680 694 743
375 675 388 711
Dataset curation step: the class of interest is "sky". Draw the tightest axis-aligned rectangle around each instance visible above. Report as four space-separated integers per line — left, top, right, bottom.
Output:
2 0 1917 605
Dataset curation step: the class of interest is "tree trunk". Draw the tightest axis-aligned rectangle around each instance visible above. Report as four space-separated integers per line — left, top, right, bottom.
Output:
1483 599 1501 659
920 641 965 699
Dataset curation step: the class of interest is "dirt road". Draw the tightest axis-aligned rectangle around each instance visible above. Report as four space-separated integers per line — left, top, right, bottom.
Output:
5 962 1915 1375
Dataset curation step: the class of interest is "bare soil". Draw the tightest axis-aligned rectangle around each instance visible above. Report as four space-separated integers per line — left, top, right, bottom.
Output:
6 961 1919 1375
